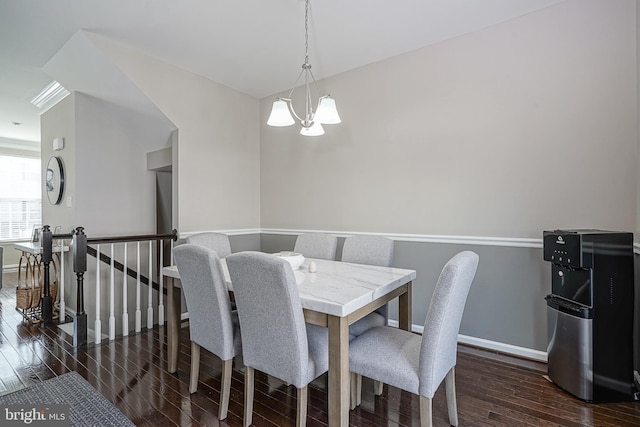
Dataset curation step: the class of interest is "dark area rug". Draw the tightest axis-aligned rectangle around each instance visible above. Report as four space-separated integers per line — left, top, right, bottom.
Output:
0 371 134 426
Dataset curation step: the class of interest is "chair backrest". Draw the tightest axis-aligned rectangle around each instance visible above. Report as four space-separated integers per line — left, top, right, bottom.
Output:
418 251 479 398
173 244 238 360
341 235 394 267
226 251 309 387
185 232 232 258
293 233 337 260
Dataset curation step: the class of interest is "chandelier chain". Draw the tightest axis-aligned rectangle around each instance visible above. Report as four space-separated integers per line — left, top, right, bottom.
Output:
304 0 309 65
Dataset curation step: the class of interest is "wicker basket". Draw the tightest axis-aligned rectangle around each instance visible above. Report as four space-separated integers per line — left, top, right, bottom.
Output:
16 255 41 310
16 254 59 310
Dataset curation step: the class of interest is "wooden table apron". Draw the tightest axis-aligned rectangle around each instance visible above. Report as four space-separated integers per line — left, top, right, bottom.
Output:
163 259 414 427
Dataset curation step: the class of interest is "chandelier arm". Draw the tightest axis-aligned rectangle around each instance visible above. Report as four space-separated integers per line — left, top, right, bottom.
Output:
308 68 325 100
304 67 311 125
286 99 303 123
286 68 306 100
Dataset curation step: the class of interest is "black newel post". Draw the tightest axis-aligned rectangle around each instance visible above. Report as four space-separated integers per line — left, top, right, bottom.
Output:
41 225 53 324
72 227 87 349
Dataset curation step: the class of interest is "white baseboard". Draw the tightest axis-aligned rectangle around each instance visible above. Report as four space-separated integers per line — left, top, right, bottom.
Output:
388 319 547 362
2 264 19 272
457 334 547 362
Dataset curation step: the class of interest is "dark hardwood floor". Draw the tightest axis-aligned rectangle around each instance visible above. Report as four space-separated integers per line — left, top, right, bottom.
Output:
1 271 640 426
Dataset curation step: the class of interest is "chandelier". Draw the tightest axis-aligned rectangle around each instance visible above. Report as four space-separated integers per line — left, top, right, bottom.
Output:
266 0 341 136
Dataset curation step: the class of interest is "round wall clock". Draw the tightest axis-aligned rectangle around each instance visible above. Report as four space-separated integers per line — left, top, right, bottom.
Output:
46 156 65 205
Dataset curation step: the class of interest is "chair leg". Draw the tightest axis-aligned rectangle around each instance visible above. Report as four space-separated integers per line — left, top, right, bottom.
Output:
189 342 200 394
419 396 433 427
350 373 357 409
219 359 233 420
296 386 308 427
349 373 364 409
373 380 383 396
445 367 459 426
244 367 254 427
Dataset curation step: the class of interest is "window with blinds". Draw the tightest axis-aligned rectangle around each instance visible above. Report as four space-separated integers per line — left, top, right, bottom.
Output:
0 155 42 240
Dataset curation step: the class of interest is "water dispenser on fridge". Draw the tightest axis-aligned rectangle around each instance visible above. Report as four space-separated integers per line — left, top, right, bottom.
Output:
543 229 636 402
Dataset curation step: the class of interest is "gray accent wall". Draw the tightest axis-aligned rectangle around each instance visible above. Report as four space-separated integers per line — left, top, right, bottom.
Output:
230 233 262 253
261 233 549 352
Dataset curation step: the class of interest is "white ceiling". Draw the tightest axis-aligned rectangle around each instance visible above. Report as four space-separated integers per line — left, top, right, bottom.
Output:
0 0 564 145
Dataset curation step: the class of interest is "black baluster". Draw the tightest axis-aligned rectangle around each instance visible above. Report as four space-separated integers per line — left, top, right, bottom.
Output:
72 227 87 350
41 225 53 325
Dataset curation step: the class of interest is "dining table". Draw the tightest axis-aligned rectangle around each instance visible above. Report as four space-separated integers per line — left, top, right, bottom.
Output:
162 256 416 427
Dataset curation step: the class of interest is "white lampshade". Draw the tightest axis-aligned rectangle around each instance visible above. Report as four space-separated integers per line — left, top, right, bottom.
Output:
267 100 295 126
314 96 341 124
300 121 325 136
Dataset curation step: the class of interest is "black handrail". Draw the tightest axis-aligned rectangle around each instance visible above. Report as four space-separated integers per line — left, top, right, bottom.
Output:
87 230 177 245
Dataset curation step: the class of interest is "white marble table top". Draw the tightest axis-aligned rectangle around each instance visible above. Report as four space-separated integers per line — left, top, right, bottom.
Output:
162 257 416 318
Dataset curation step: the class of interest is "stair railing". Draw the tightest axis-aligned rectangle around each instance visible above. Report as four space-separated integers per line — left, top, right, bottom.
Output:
40 226 178 349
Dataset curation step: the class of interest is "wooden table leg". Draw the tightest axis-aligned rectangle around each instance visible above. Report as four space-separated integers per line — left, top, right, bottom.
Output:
327 315 349 427
399 281 413 331
166 277 181 373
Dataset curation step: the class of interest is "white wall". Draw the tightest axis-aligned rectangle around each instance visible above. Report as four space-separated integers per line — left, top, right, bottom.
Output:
41 93 173 235
41 94 76 234
74 94 173 235
87 33 262 233
260 0 637 239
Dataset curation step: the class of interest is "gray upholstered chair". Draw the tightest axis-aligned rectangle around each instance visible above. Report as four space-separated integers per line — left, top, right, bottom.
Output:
341 234 395 402
341 235 394 337
185 232 232 258
341 234 394 268
348 251 479 427
172 244 241 420
293 232 338 260
226 251 329 427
